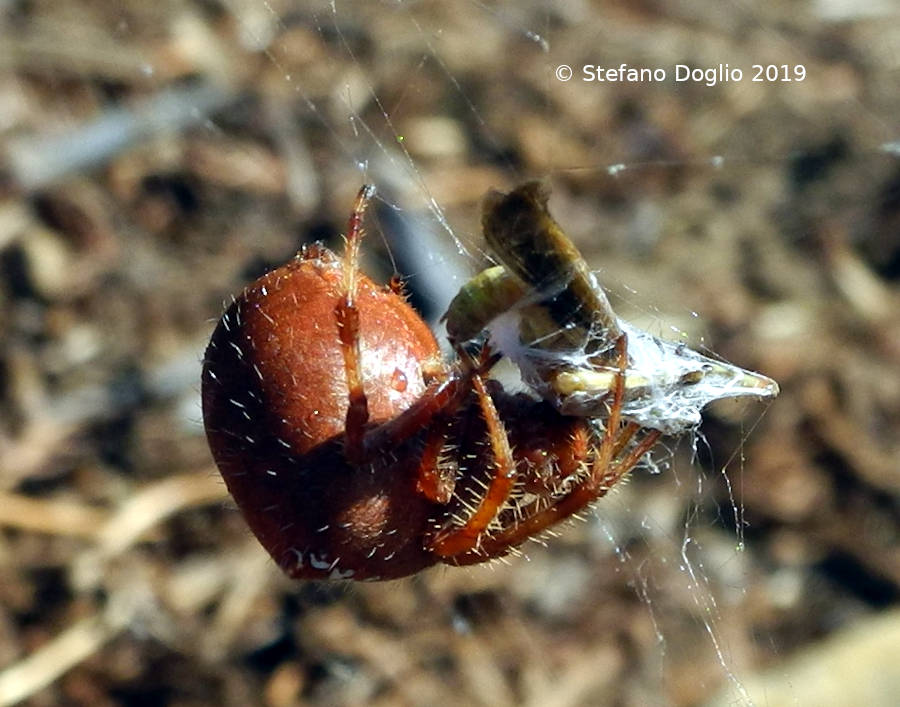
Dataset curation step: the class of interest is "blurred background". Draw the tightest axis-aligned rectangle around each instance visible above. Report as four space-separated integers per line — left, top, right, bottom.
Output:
0 1 898 705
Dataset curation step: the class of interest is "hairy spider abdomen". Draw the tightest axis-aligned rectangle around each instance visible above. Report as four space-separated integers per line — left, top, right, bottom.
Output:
202 245 446 580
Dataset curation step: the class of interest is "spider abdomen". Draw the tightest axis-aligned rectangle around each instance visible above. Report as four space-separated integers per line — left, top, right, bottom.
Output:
202 246 446 580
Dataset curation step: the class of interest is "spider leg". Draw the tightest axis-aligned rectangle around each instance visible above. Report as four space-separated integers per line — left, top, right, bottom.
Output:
415 412 456 504
334 184 377 464
455 335 662 562
429 362 517 557
413 341 508 507
412 345 505 505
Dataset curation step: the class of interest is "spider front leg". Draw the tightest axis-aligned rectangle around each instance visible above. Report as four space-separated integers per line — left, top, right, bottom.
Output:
460 335 662 561
333 185 377 464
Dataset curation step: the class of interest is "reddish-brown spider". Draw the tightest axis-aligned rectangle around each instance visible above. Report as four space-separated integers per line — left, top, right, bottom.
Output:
202 185 688 581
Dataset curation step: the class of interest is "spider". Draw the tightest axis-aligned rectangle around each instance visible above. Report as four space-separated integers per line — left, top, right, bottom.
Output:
202 182 767 581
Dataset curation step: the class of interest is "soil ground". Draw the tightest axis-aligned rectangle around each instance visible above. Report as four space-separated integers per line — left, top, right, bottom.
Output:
0 2 898 706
